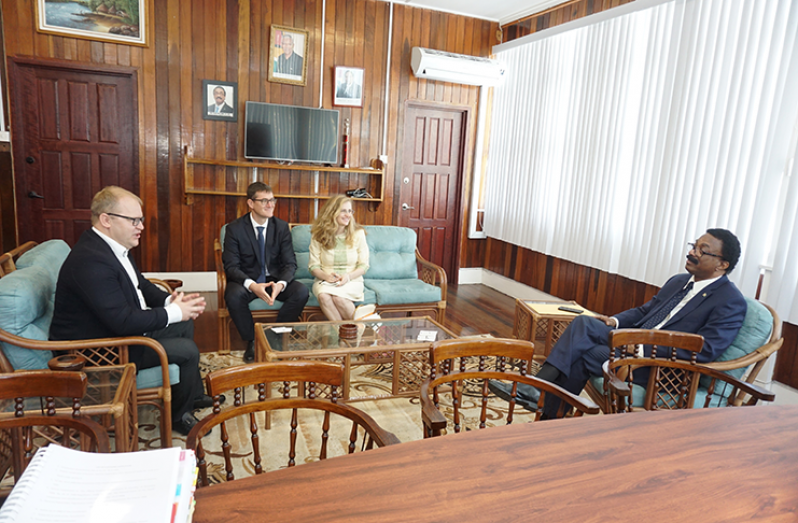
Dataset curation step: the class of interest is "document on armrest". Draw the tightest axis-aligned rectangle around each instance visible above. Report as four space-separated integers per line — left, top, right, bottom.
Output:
0 444 194 523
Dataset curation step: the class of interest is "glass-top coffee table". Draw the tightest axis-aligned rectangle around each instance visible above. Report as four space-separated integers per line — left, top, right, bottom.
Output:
254 317 457 401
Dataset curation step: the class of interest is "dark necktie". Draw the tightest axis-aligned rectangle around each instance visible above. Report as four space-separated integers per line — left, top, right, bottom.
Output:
256 226 266 284
640 282 694 329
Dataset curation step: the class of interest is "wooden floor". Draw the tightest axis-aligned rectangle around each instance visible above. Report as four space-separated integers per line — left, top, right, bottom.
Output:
192 283 517 353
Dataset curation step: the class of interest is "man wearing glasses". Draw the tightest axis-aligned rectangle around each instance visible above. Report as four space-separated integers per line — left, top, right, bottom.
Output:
222 182 309 362
490 228 747 418
51 186 214 435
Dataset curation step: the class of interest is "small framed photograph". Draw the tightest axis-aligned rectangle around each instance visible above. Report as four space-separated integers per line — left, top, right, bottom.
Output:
203 80 238 121
35 0 148 47
334 66 364 107
268 25 309 86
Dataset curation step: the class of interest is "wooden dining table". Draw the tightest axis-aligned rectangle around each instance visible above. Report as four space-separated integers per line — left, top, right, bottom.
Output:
192 405 798 522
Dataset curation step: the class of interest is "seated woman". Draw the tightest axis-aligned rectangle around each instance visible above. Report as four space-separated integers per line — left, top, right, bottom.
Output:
309 195 369 321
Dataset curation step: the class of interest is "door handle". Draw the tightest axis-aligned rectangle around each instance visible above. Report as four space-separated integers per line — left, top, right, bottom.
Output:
28 191 45 200
401 203 415 211
25 156 36 164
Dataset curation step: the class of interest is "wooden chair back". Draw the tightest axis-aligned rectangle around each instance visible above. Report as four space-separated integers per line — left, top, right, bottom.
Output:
604 329 775 412
420 338 600 438
0 371 111 489
186 361 400 487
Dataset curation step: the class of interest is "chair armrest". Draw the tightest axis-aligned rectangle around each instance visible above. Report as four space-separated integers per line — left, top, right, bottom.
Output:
0 329 170 388
147 278 174 294
516 374 601 415
215 239 227 310
694 362 777 405
419 380 448 437
415 249 447 296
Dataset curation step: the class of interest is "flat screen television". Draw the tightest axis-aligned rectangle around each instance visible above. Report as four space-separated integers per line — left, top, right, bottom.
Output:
244 101 340 164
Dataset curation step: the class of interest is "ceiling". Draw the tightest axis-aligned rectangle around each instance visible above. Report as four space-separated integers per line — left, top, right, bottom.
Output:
375 0 566 26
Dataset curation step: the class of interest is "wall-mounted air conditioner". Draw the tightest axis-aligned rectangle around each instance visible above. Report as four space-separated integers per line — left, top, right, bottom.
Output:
411 47 505 87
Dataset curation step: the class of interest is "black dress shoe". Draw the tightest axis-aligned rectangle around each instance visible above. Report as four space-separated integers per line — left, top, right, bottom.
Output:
172 412 200 436
193 394 226 410
488 380 540 412
243 340 255 363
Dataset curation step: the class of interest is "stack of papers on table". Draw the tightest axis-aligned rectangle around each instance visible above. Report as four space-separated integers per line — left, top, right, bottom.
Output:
0 445 197 523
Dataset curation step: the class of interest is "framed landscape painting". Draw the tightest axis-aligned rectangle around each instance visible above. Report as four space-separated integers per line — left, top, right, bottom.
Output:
35 0 148 47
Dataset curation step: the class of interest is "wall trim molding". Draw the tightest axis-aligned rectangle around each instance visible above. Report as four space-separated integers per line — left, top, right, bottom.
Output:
458 267 556 301
144 272 216 292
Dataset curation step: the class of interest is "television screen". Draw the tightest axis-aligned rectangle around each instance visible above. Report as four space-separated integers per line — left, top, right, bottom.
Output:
244 102 339 164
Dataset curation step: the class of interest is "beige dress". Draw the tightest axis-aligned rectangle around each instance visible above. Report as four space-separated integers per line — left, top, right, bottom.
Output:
309 228 369 301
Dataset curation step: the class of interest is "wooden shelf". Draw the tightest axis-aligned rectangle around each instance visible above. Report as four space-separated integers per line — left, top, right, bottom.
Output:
182 146 384 204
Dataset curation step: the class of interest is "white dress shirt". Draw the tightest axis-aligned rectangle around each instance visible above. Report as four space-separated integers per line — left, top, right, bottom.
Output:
610 275 721 329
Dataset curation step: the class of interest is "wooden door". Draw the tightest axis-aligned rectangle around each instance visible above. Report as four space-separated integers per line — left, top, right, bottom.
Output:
9 58 138 246
399 103 466 283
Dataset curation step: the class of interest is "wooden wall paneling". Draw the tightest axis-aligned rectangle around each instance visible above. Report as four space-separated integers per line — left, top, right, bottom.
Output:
416 7 428 101
383 6 404 226
774 323 798 387
353 3 366 170
151 0 169 271
4 0 496 269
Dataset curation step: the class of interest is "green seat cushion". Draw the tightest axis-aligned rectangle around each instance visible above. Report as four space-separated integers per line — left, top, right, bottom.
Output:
248 280 377 311
363 226 418 280
137 364 181 388
364 279 441 305
15 240 71 283
705 297 772 381
0 266 55 369
292 225 313 280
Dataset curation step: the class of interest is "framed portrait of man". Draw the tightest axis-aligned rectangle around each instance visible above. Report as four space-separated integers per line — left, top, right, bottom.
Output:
268 25 309 86
333 66 364 107
202 80 238 121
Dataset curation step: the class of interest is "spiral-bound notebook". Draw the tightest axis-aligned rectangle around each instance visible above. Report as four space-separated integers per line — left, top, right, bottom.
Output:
0 444 197 523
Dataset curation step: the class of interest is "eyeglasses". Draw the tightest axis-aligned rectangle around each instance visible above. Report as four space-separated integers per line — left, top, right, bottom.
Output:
251 198 277 206
107 212 145 226
339 209 354 215
687 242 723 259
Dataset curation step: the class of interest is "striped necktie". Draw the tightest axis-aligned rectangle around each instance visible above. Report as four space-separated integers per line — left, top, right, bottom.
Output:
640 282 694 329
256 226 266 283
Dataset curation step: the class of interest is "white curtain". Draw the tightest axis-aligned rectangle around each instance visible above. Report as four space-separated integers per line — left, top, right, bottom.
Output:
768 126 798 324
485 0 798 314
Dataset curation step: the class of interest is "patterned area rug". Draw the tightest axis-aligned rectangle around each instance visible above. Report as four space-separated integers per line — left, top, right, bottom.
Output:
137 338 547 484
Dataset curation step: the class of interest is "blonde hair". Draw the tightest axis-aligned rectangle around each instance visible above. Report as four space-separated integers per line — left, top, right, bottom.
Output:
311 195 363 250
91 186 142 225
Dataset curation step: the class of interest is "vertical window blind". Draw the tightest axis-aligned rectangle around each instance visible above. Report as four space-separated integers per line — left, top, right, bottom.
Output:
484 0 798 320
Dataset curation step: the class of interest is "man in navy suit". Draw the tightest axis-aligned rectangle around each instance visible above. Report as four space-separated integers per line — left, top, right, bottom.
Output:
223 182 309 362
50 186 218 435
490 228 747 417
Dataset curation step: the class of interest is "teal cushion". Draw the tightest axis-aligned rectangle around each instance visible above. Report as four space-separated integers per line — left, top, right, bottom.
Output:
0 266 55 369
15 240 71 283
249 299 283 312
292 225 313 280
363 226 418 280
707 297 772 380
364 279 441 305
137 364 181 388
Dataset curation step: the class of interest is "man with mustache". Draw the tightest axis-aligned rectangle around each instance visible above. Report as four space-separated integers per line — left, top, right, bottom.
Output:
490 228 747 418
207 86 233 115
